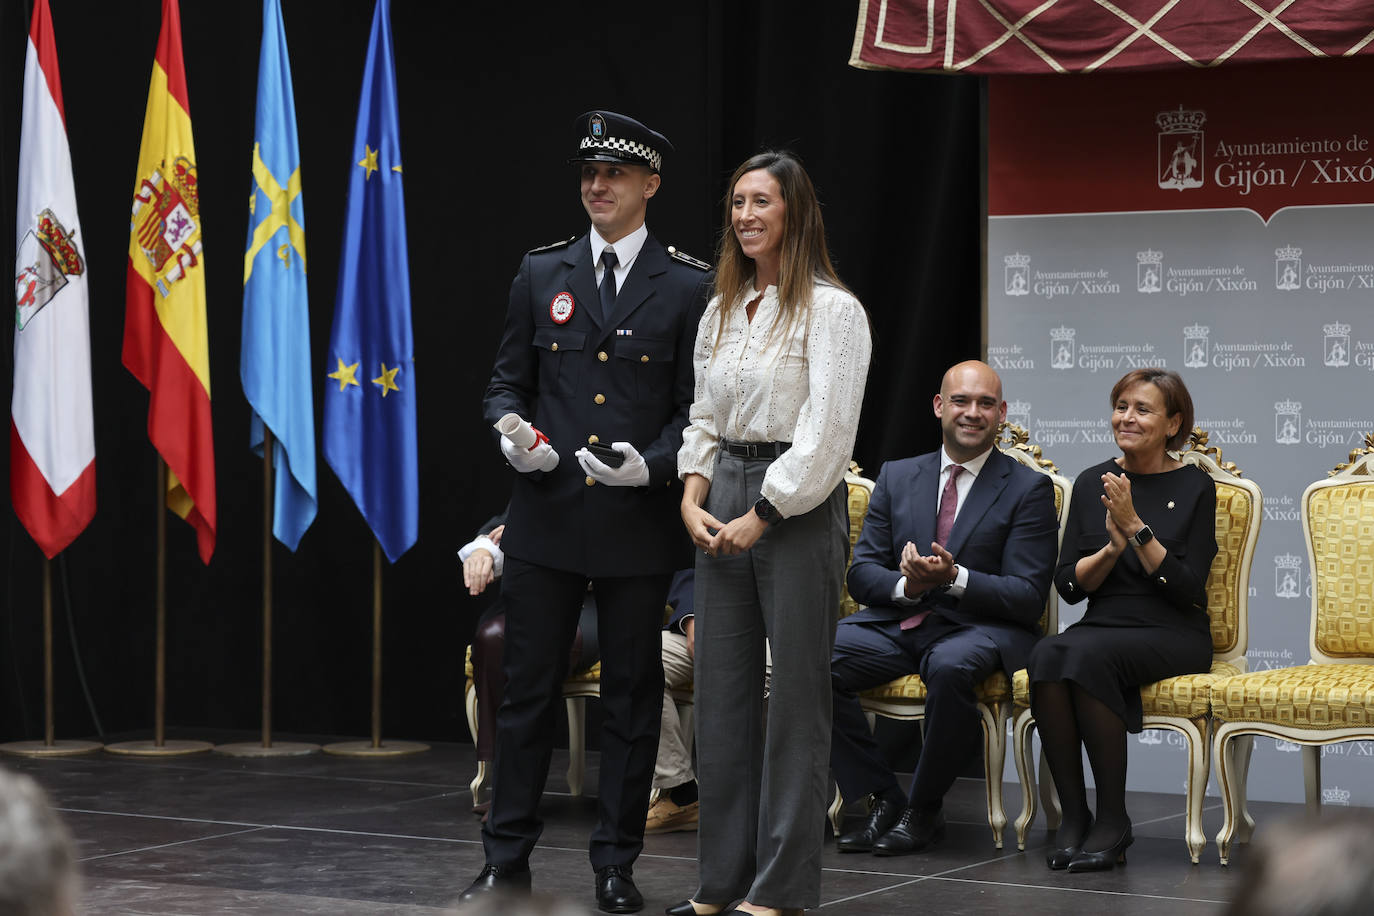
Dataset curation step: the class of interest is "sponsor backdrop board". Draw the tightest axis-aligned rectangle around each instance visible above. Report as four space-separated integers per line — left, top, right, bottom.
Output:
989 59 1374 807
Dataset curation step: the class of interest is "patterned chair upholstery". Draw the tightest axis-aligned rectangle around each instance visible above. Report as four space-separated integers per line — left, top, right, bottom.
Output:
1011 429 1262 863
828 426 1069 849
1212 438 1374 865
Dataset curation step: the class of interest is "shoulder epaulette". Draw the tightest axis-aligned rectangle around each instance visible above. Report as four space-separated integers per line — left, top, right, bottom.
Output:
667 246 711 271
530 235 577 254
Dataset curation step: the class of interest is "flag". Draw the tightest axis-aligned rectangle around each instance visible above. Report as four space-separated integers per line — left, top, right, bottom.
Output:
323 0 417 563
10 0 95 559
123 0 216 564
242 0 316 551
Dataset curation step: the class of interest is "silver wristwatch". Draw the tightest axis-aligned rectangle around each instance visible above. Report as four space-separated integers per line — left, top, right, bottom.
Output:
1129 524 1155 548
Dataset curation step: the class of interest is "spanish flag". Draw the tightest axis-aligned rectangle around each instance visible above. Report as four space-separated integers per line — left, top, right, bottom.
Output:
123 0 215 563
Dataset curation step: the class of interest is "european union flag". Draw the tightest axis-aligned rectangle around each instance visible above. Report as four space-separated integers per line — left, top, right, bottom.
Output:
241 0 316 551
323 0 417 563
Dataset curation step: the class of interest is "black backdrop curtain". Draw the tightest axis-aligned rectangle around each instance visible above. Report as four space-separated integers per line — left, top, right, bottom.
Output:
0 0 981 743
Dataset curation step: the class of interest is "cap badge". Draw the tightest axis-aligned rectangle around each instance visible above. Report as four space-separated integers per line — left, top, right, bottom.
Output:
550 291 575 324
589 114 606 140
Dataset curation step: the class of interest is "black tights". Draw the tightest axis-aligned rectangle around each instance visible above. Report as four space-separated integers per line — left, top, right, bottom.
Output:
1031 679 1130 851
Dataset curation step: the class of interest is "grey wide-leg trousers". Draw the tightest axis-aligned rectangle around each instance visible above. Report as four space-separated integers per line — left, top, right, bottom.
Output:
693 450 847 909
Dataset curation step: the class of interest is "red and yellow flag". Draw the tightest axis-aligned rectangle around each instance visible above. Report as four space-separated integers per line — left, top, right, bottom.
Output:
123 0 215 563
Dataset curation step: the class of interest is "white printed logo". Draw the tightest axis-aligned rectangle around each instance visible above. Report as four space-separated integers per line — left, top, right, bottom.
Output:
1323 786 1352 805
1050 326 1075 370
1275 399 1301 445
1275 553 1302 599
1157 106 1205 191
1137 249 1162 293
1005 252 1030 297
1325 322 1351 367
1183 324 1209 369
1006 399 1031 431
1276 245 1302 291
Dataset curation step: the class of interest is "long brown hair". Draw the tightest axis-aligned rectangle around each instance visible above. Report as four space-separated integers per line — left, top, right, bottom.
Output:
711 151 851 350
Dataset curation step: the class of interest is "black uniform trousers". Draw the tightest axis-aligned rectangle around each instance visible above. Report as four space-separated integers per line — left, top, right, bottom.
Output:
482 555 670 869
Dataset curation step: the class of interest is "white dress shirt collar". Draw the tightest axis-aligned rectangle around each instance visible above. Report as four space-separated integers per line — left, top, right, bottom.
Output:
590 223 648 275
940 443 994 478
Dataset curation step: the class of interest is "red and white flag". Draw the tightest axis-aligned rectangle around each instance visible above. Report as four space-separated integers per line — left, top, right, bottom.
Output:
10 0 96 558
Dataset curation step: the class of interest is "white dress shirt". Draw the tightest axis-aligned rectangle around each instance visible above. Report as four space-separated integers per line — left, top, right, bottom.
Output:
891 444 995 605
677 282 872 519
590 223 647 292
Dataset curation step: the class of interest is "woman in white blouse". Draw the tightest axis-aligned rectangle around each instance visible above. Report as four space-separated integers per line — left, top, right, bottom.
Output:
672 152 872 916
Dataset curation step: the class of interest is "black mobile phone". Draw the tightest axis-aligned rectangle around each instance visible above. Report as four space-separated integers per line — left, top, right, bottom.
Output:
586 442 625 468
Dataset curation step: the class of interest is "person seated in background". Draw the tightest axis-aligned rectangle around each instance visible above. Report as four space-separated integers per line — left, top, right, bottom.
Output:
647 570 699 835
0 767 78 916
460 509 599 817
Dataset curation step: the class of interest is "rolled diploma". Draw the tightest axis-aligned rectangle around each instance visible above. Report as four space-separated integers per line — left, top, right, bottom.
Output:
495 413 559 472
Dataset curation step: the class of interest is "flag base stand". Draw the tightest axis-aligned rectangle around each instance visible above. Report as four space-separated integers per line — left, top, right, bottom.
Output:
216 741 319 758
321 739 428 758
0 740 102 758
105 739 213 757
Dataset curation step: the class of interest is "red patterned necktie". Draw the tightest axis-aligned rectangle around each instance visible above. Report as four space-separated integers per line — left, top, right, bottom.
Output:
900 465 964 631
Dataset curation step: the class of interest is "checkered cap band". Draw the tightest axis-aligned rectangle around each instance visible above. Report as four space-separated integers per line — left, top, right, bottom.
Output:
578 135 662 171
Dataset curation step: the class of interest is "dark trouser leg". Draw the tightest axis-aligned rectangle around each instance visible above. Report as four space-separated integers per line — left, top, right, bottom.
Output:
829 620 918 803
1029 679 1090 841
473 613 507 762
1071 685 1130 850
481 559 585 868
909 626 1001 810
587 572 671 870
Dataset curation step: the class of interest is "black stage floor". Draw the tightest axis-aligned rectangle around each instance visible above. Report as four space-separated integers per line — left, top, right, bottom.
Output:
6 731 1286 913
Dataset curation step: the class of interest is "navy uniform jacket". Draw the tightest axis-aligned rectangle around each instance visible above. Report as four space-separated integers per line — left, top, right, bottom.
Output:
484 231 712 578
843 448 1059 675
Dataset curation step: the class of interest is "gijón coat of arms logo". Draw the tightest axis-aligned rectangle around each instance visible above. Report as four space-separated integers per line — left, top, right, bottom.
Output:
15 208 84 331
131 155 201 297
1157 106 1205 191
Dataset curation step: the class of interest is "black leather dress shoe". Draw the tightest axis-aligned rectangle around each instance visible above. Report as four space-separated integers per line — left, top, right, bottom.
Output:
596 865 644 914
457 863 531 902
836 796 903 853
1046 815 1093 870
872 807 946 856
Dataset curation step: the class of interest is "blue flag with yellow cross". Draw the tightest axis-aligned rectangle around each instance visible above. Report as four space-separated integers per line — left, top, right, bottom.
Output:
241 0 317 551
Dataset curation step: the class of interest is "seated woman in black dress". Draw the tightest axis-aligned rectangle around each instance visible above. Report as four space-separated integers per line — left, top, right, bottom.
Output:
1028 368 1215 872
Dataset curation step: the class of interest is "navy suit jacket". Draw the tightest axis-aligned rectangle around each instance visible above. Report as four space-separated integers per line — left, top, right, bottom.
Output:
843 448 1059 674
484 231 712 577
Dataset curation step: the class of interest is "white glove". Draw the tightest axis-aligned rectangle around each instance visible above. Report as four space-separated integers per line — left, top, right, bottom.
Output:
500 428 559 473
575 441 650 487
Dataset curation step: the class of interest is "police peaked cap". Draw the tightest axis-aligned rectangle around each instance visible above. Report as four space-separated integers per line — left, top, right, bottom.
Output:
569 110 673 173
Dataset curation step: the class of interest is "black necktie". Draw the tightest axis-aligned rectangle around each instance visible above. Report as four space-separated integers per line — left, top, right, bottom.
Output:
599 248 618 321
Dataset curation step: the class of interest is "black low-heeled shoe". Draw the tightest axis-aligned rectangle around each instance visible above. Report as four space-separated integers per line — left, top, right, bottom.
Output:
1066 825 1134 873
1046 815 1093 870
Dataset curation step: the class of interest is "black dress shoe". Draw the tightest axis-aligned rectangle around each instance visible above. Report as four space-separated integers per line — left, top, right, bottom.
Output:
1066 825 1134 873
457 863 531 902
836 796 903 853
1046 815 1093 870
596 865 644 914
872 806 946 856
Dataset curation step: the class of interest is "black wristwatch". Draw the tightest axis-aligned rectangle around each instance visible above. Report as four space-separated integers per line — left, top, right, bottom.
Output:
753 496 779 524
1129 524 1155 548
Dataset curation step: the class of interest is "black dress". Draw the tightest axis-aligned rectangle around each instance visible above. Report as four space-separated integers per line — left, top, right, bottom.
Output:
1028 458 1217 732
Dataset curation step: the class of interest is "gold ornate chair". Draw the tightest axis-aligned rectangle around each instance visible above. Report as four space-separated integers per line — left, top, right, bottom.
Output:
1011 429 1262 863
828 425 1069 849
1212 437 1374 865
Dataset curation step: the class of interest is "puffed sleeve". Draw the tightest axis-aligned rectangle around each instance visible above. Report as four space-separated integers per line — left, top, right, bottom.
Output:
760 286 872 518
676 296 723 481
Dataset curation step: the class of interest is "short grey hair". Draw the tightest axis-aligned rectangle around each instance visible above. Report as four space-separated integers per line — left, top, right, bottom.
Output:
0 768 78 916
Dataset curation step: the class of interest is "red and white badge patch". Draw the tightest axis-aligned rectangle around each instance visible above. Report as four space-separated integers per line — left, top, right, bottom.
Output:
550 292 575 324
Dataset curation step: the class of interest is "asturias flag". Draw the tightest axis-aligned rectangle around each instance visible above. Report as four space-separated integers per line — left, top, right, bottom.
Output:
323 0 418 563
11 0 96 559
123 0 216 564
242 0 316 551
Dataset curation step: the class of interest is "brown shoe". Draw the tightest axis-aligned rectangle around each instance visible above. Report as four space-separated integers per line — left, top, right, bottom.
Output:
645 796 699 834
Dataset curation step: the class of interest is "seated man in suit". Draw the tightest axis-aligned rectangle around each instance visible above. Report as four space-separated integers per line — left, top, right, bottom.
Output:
831 360 1059 855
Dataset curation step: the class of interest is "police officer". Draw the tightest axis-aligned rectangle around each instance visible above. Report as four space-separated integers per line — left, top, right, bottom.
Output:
462 110 711 914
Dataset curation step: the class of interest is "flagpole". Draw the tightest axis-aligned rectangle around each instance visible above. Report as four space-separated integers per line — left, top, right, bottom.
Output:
323 537 427 758
218 431 317 758
0 558 101 757
107 458 213 757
